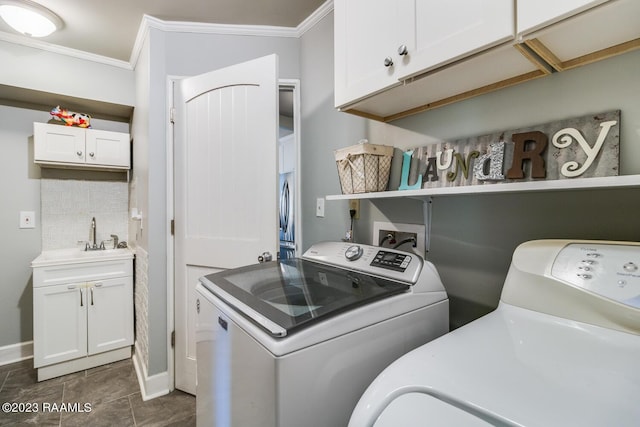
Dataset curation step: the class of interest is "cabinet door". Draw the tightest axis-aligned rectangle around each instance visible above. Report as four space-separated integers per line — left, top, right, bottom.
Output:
87 277 133 355
517 0 610 35
34 123 86 165
334 0 413 107
33 283 87 368
399 0 514 80
85 129 130 168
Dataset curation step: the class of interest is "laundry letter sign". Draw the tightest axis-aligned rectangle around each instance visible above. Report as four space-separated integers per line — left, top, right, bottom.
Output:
398 111 620 190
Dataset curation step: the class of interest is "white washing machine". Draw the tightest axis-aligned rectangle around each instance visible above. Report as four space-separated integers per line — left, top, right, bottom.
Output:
195 241 448 427
349 239 640 427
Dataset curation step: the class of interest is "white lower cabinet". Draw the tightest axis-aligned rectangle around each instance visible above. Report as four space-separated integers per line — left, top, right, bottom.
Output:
33 282 88 367
88 278 134 355
32 255 133 381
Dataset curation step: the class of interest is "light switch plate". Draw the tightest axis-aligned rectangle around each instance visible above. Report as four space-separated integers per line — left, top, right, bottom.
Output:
20 211 35 229
316 198 325 217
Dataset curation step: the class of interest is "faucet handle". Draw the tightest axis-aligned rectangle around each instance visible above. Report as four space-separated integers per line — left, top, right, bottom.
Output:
110 234 119 249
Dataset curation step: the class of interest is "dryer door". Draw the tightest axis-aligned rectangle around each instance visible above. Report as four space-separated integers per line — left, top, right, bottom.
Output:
372 392 508 427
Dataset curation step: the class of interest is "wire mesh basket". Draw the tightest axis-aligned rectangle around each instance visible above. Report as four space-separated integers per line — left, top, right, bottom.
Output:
334 141 393 194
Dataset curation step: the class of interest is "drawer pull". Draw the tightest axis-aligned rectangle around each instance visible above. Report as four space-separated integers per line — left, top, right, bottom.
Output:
67 285 77 290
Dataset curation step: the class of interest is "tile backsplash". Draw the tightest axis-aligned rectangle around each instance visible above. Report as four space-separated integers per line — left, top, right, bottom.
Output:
41 178 128 250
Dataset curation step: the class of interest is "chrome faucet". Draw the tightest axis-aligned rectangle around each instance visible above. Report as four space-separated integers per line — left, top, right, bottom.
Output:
85 217 104 251
91 217 96 248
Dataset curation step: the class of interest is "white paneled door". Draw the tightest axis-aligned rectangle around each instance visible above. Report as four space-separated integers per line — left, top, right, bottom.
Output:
174 55 280 394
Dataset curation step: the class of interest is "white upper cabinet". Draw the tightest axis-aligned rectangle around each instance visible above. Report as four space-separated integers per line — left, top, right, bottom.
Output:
334 0 409 107
401 0 514 79
34 122 130 170
517 0 610 35
517 0 640 72
334 0 514 109
334 0 639 121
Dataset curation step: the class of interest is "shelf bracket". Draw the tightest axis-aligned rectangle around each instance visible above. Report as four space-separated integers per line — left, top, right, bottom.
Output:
423 197 432 253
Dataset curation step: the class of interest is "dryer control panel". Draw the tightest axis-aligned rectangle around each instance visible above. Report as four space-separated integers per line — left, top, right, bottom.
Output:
551 243 640 308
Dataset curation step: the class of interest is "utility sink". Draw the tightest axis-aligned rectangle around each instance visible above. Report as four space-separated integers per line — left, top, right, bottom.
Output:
31 247 134 267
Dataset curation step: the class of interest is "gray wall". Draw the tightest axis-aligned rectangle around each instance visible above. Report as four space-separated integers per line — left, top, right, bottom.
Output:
300 12 640 328
0 40 134 107
0 106 43 347
300 12 366 248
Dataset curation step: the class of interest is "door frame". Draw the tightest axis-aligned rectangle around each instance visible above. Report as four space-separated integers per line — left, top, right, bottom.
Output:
165 76 302 390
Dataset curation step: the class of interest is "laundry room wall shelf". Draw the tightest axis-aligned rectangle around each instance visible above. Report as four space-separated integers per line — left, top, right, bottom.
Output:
325 174 640 201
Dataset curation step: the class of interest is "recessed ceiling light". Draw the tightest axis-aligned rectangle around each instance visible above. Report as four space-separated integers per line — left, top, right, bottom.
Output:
0 0 63 37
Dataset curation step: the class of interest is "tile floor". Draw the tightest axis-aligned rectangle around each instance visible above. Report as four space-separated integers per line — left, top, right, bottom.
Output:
0 358 195 427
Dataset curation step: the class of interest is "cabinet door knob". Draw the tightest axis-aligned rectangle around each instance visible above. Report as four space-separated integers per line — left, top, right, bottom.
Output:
77 151 83 156
383 57 394 67
89 152 95 157
398 45 408 56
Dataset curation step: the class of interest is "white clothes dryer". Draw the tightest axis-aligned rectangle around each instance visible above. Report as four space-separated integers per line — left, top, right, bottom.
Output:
349 239 640 427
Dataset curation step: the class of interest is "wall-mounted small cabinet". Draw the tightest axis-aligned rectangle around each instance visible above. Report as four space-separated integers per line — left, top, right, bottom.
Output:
34 122 130 170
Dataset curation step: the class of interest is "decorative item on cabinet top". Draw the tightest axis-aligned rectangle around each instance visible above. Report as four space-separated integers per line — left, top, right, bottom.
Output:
34 122 131 171
50 105 91 128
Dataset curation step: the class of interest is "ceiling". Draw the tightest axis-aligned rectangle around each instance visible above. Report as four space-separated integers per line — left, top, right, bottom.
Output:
0 0 327 63
0 0 325 121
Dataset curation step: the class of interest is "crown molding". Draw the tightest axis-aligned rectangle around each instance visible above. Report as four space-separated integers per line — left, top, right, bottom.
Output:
296 0 333 37
0 30 132 69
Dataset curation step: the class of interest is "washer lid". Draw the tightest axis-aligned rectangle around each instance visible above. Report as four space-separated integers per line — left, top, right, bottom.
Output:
200 258 409 337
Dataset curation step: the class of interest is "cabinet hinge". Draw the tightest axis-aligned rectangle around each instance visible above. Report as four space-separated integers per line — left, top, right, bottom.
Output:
171 330 175 348
170 107 176 124
170 219 175 236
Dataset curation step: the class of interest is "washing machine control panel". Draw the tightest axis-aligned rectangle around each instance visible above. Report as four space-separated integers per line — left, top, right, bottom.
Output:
551 243 640 308
370 250 412 272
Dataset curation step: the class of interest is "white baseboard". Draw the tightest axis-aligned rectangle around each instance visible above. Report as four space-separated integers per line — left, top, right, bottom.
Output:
132 342 170 401
0 341 33 366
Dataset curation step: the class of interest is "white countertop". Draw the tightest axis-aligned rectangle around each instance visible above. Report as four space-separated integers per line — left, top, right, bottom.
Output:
31 247 134 267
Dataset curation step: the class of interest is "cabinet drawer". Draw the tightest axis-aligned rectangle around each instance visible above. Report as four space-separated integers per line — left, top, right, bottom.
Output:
33 259 132 288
